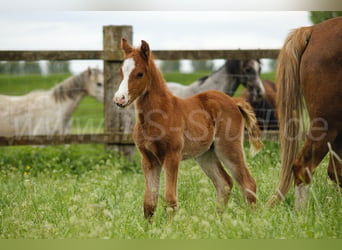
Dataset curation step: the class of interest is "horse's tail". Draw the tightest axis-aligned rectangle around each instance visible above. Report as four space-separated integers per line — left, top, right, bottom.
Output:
269 25 314 205
235 98 263 157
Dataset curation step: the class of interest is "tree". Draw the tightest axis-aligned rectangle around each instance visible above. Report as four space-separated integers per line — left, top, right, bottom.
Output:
0 61 42 74
268 59 277 72
47 61 71 74
23 61 42 74
0 61 22 74
0 62 5 73
160 60 181 73
309 11 342 24
191 60 214 72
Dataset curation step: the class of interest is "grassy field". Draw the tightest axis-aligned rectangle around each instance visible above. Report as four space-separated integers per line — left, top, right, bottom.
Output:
0 142 340 239
0 72 340 239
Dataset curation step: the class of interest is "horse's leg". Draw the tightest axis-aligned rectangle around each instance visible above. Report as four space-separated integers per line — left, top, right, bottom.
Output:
292 129 338 209
141 150 162 219
327 132 342 187
214 139 257 204
196 149 234 211
163 152 181 212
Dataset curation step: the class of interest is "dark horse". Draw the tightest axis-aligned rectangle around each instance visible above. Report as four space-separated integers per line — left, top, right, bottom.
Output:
269 17 342 208
167 59 265 99
242 79 278 130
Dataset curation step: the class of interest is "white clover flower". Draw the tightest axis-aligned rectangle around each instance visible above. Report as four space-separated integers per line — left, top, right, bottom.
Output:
200 220 210 229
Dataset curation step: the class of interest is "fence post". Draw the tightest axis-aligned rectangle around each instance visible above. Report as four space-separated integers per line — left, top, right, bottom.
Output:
103 25 136 157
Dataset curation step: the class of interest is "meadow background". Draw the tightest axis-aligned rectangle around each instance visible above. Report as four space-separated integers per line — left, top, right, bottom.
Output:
0 72 341 239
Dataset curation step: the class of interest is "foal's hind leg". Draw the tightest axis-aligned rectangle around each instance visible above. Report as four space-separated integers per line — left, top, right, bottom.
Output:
215 140 257 204
196 150 233 211
292 129 338 209
327 133 342 187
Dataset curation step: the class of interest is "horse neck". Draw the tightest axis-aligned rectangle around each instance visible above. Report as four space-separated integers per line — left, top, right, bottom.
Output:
193 64 240 96
52 72 87 115
225 74 240 96
52 72 87 101
135 59 173 113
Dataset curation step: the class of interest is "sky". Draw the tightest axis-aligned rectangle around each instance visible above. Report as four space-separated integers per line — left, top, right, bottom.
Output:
0 0 339 11
0 11 313 73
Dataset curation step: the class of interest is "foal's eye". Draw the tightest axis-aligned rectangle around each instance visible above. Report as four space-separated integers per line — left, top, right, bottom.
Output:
136 72 144 78
97 82 102 87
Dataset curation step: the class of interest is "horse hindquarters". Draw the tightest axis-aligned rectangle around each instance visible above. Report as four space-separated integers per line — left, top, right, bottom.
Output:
292 19 342 208
214 139 257 203
196 150 234 210
269 25 315 205
212 108 257 204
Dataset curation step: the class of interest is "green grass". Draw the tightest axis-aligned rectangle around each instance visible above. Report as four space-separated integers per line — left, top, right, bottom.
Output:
0 74 70 95
0 142 340 239
163 71 210 85
261 72 276 81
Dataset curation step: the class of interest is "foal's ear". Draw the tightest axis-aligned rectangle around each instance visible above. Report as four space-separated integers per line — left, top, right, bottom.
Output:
121 38 133 55
140 40 150 61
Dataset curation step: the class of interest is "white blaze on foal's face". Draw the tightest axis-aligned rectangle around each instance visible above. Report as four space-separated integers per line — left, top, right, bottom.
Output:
114 58 136 107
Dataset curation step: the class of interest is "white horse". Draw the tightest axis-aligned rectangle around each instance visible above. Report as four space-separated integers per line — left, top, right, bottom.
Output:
167 60 265 100
0 68 104 136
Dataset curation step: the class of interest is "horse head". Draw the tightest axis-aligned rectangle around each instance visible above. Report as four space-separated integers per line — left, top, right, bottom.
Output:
114 39 152 108
85 67 104 103
225 59 265 100
240 60 265 102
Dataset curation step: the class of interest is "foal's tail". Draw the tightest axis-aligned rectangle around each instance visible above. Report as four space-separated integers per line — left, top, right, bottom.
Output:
235 98 263 157
269 25 314 205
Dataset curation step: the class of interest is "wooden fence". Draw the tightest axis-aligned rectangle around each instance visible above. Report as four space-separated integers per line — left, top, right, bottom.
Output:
0 25 280 148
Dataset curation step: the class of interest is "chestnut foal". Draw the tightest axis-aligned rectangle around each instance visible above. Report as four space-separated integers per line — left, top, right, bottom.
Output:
114 39 263 219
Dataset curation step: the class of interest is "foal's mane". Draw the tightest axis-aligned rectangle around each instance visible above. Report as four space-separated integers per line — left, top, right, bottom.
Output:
225 60 241 75
197 76 209 86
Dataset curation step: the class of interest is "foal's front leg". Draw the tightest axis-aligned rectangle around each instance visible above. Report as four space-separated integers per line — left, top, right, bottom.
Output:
141 152 162 219
164 153 181 212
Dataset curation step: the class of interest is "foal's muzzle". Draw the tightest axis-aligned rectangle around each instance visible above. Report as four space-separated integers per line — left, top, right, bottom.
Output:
114 94 130 108
115 102 127 108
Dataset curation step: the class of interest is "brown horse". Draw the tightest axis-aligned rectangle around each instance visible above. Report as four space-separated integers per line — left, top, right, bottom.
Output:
269 17 342 208
114 39 263 219
241 79 278 130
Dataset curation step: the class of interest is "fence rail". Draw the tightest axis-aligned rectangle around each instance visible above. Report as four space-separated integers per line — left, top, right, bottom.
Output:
0 51 103 61
0 25 280 148
0 49 279 61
